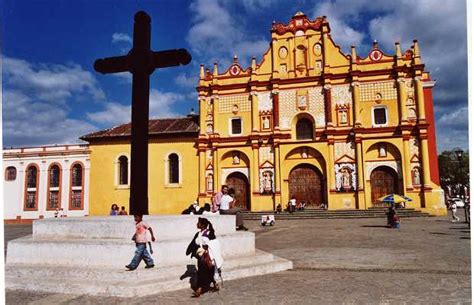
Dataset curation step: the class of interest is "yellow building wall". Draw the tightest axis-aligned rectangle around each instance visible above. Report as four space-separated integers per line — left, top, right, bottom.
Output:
88 138 199 216
359 99 400 128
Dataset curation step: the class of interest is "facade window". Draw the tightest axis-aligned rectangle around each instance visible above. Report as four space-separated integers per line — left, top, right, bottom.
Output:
24 165 39 210
50 165 60 187
5 166 17 181
118 156 128 185
72 164 82 187
168 153 179 184
70 163 84 210
296 118 313 140
230 118 242 135
27 166 37 188
48 164 61 210
373 107 387 126
71 191 82 209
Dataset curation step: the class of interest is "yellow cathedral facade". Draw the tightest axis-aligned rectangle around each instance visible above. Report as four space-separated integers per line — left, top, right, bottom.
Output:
82 12 446 216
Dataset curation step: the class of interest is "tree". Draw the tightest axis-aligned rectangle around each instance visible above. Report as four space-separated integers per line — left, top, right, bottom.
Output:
438 149 469 198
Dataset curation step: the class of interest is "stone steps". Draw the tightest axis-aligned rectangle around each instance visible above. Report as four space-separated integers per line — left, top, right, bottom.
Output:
7 232 255 268
6 216 293 297
6 250 292 297
242 208 432 220
6 250 274 282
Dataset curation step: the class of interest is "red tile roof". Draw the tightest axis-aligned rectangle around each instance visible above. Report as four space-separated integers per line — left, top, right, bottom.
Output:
80 116 199 141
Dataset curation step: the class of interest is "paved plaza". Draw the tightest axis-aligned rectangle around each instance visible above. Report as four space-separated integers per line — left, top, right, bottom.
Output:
4 213 471 304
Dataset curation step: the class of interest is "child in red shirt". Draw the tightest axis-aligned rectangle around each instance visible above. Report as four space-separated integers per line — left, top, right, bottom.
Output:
126 215 156 270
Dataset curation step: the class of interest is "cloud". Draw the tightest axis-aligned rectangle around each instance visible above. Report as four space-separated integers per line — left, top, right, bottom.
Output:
112 72 133 84
312 3 366 50
3 89 97 147
86 89 188 127
307 0 467 152
187 0 269 67
174 72 198 88
86 102 130 126
112 32 132 44
3 57 105 103
437 106 468 131
365 0 467 151
240 0 275 13
184 0 468 152
149 89 187 118
2 56 107 146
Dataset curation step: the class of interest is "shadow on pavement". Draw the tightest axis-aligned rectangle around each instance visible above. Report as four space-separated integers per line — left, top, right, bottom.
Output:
179 264 197 291
360 225 389 228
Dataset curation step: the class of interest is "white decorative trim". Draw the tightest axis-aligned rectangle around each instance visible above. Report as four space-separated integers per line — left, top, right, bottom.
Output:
259 167 275 193
422 80 436 88
219 94 251 113
334 142 355 161
365 161 402 178
332 84 352 106
335 163 357 191
360 81 397 102
221 168 249 185
259 146 274 164
257 92 272 112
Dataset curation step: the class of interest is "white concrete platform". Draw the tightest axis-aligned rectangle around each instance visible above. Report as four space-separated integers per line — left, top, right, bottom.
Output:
6 215 293 296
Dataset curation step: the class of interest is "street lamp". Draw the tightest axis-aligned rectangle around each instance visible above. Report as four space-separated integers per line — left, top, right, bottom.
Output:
453 148 468 224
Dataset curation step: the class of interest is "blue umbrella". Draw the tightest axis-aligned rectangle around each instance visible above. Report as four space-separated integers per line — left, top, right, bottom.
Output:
378 194 413 204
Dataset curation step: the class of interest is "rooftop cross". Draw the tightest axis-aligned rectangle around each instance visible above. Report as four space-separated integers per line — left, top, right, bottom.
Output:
94 11 191 215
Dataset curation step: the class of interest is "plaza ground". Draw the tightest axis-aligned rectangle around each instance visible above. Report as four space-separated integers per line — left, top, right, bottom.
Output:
4 212 471 304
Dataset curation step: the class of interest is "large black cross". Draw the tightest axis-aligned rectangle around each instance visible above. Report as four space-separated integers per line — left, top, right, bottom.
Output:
94 11 191 215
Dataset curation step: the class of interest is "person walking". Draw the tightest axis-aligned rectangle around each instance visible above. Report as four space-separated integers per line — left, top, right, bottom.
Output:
186 217 223 297
450 200 460 222
126 215 156 270
219 188 248 231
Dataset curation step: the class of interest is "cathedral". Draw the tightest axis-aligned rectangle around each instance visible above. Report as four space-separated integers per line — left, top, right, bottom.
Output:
80 12 445 216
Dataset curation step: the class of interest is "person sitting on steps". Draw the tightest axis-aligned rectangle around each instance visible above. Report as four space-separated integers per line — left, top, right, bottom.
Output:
219 187 248 231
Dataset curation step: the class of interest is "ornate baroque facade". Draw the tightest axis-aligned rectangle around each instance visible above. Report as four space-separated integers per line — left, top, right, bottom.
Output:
80 12 445 216
195 12 445 215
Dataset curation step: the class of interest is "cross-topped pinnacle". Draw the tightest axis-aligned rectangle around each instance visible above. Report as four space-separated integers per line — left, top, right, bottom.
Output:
94 11 191 215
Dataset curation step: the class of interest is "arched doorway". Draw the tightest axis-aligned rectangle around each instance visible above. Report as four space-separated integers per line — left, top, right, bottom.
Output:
370 166 399 206
225 172 250 210
288 164 324 208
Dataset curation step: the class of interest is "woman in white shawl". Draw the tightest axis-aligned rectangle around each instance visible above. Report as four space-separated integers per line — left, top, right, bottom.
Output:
188 217 224 297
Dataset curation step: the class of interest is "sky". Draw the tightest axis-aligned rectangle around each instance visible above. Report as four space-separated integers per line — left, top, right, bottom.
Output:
1 0 469 152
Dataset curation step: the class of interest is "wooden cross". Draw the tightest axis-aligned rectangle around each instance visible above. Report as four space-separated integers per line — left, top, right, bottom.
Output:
94 11 191 215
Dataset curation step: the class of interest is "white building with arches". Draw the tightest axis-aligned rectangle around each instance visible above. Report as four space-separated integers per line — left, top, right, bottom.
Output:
3 144 90 223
